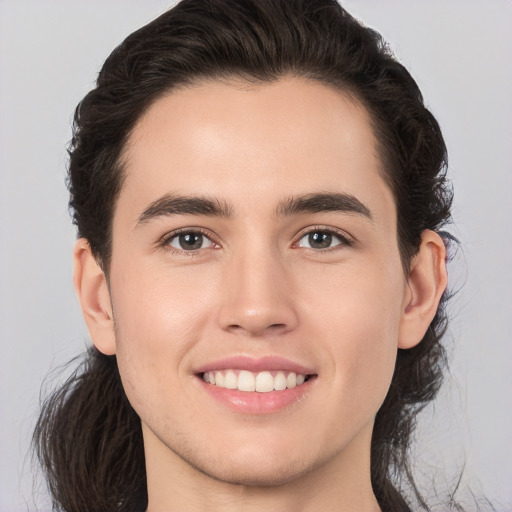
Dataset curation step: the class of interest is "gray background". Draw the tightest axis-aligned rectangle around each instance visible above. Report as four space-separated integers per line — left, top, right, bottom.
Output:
0 1 511 510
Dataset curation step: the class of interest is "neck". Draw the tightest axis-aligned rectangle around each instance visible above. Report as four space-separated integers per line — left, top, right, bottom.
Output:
144 422 381 512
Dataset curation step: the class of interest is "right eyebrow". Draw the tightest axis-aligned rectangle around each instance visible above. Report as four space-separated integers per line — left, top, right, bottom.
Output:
135 193 234 228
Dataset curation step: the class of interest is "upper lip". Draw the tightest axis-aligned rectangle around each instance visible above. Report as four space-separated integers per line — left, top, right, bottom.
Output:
194 355 316 375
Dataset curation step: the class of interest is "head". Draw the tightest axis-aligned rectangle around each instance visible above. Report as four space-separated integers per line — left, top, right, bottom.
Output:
35 1 452 511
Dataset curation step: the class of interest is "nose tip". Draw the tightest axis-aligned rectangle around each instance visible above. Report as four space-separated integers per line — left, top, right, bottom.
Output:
224 308 292 337
217 257 298 338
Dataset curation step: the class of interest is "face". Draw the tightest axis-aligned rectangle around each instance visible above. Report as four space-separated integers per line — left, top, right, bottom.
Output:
107 78 409 486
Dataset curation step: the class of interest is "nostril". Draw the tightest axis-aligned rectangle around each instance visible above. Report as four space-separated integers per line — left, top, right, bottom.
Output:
218 292 299 336
225 322 288 336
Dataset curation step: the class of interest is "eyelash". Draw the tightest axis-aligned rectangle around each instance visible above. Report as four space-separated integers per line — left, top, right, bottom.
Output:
158 228 219 255
158 226 355 255
293 226 355 251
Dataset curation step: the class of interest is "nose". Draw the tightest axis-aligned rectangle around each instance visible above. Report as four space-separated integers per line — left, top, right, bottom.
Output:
217 246 299 337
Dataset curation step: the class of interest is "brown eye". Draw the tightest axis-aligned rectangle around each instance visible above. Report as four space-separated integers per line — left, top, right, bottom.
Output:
308 231 333 249
168 232 212 251
297 230 349 249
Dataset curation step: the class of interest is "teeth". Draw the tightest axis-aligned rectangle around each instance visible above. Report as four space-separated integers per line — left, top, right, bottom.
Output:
224 371 238 389
238 370 256 392
274 372 287 391
202 370 309 392
215 371 225 387
255 371 274 392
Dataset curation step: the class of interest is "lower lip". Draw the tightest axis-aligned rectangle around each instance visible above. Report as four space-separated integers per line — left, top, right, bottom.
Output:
198 377 315 414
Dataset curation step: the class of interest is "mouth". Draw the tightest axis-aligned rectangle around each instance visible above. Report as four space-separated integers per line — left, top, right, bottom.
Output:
194 356 317 413
201 370 314 393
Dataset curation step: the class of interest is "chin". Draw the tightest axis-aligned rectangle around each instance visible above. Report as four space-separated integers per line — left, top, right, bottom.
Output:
184 443 326 488
198 459 313 488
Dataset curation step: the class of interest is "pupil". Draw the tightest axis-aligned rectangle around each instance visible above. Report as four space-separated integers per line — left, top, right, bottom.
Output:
179 233 202 250
309 231 332 248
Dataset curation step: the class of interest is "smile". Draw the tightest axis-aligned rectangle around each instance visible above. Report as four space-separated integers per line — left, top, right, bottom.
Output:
202 370 309 392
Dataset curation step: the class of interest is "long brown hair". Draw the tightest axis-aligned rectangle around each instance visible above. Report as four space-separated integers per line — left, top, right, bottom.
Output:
34 1 454 510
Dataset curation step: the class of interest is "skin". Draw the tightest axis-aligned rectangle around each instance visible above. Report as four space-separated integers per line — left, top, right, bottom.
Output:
74 77 447 511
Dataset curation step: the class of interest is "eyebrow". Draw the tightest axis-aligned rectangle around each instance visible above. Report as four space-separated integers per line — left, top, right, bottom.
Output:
136 193 234 226
136 191 372 227
276 192 373 221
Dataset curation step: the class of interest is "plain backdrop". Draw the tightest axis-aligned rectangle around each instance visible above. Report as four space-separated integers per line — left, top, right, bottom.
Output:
0 1 511 510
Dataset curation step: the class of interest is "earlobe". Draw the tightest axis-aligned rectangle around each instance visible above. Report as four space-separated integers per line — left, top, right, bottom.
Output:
398 230 448 349
73 239 117 355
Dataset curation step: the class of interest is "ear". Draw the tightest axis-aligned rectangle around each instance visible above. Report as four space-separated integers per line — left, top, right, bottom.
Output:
73 238 117 355
398 230 448 349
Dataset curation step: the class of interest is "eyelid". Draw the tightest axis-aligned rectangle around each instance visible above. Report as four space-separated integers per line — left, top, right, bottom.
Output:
292 225 356 249
157 227 220 252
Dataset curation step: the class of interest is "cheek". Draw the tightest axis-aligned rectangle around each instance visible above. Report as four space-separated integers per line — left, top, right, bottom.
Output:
301 254 405 337
111 258 214 351
301 257 404 400
108 260 217 412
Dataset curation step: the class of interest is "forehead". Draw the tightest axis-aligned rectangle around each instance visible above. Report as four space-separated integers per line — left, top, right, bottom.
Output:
118 77 394 224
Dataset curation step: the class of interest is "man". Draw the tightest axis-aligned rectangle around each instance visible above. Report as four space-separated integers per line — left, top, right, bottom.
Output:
34 1 451 510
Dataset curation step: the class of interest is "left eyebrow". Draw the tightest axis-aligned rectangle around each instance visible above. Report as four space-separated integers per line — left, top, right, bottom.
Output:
275 192 373 221
136 193 234 227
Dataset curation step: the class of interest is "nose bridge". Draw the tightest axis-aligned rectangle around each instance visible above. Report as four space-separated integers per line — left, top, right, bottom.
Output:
218 236 297 336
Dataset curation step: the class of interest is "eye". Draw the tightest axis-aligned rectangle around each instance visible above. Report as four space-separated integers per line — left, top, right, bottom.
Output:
166 231 215 251
296 229 351 250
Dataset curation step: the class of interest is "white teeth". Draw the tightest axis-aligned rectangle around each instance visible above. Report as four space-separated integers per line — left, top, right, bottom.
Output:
238 370 256 392
215 371 225 387
224 370 238 389
203 370 309 392
274 372 287 391
286 372 296 389
255 371 274 393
